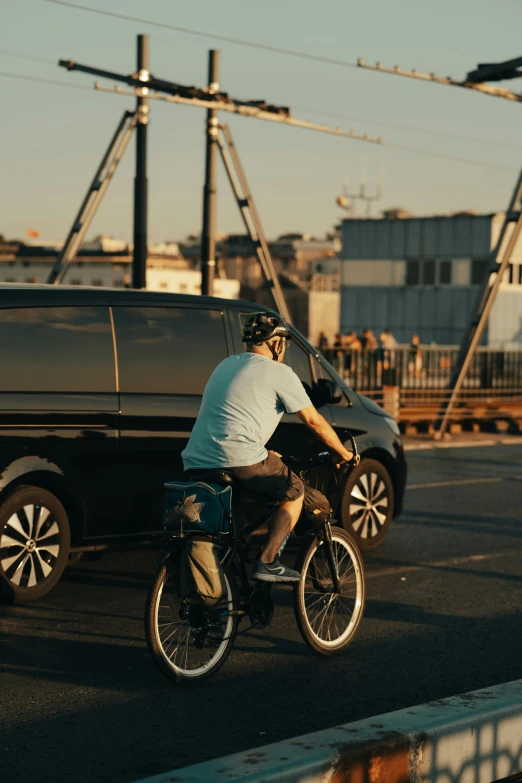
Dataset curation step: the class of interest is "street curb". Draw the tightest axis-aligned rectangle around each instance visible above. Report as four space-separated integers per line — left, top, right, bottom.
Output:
133 680 522 783
404 436 522 451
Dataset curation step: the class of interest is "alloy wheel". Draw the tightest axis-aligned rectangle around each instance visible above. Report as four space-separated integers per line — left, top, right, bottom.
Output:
0 504 60 588
349 472 389 541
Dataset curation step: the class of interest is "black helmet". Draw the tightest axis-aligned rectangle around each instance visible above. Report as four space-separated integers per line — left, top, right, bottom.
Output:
242 311 291 345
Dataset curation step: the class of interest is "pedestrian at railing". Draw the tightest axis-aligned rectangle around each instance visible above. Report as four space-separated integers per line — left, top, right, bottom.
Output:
314 342 522 393
408 335 423 379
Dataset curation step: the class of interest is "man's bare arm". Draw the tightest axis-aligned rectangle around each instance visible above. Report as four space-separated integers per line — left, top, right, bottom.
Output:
295 406 353 462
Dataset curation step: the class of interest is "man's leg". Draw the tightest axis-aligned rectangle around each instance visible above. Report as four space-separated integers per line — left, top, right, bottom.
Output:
260 495 304 564
226 453 305 582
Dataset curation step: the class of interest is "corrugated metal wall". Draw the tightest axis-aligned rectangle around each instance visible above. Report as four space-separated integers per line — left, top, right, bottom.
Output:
340 286 481 345
340 215 496 260
338 214 522 345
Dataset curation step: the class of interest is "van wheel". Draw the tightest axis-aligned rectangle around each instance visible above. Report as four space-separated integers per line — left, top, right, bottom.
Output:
0 486 70 603
339 459 394 551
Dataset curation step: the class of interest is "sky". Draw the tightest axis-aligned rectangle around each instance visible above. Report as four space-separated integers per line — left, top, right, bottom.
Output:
1 0 522 243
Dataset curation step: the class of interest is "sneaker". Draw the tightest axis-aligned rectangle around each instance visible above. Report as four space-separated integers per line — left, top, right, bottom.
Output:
252 559 301 583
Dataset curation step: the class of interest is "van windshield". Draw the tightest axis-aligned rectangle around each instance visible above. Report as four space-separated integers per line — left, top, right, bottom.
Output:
288 328 353 396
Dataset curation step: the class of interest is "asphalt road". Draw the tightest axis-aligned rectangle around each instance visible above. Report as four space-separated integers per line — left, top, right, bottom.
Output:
2 442 522 783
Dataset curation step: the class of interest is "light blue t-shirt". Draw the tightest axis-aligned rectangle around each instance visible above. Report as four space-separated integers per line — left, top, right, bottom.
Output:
182 353 312 470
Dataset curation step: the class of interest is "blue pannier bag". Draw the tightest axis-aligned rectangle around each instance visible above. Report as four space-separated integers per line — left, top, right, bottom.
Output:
163 481 232 536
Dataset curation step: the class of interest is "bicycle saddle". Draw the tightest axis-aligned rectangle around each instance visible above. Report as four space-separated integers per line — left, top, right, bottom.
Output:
185 469 236 487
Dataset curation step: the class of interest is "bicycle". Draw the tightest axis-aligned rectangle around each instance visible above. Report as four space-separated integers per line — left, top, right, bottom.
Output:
145 437 365 685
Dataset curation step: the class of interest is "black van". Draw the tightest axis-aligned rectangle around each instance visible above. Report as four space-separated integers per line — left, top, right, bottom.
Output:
0 285 406 602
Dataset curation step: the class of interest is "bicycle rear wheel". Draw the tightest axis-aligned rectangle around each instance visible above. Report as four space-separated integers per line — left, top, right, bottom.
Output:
294 527 365 655
145 563 238 685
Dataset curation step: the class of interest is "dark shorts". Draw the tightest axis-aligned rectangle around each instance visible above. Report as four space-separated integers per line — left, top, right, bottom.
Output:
225 452 304 503
187 453 330 533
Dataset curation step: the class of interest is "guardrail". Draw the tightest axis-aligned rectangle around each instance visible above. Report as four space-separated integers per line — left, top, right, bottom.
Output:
133 679 522 783
320 346 522 393
319 346 522 428
363 387 522 430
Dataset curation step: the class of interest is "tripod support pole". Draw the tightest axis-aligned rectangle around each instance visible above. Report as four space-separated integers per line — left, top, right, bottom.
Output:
48 110 137 285
216 123 292 323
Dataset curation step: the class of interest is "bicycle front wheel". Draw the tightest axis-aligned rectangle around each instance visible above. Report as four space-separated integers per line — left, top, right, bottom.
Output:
294 528 365 655
145 563 238 685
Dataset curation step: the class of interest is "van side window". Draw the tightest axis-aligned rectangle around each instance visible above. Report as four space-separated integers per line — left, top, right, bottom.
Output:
113 307 227 395
0 306 114 393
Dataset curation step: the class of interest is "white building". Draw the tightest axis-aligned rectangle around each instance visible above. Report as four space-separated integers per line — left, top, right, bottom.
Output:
146 268 239 298
0 251 239 299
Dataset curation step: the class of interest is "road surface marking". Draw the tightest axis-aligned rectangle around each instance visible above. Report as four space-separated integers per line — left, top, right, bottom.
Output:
367 549 515 579
405 437 522 451
408 476 504 490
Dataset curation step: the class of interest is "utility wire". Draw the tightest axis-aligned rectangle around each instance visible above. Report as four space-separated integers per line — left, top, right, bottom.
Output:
294 106 522 151
41 0 358 69
0 70 96 90
0 48 55 65
0 69 515 173
3 45 520 154
385 141 514 172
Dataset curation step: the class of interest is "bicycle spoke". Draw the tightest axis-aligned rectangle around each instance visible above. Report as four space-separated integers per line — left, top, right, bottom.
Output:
334 543 351 572
300 534 363 647
304 592 328 612
158 620 184 628
166 623 188 660
317 595 335 638
153 567 236 678
183 627 190 671
171 626 187 666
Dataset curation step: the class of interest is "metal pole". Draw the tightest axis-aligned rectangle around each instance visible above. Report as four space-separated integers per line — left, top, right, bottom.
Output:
434 165 522 438
434 210 522 438
201 49 220 296
216 125 292 323
132 34 149 289
48 111 137 284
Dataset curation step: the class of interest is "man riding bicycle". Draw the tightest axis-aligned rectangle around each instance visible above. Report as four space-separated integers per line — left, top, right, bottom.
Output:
182 312 354 583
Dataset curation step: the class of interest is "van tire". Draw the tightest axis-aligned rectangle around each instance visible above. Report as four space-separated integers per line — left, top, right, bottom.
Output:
339 459 394 551
0 485 70 603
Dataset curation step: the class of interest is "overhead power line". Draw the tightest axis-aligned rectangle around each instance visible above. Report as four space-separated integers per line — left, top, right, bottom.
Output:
294 106 522 151
0 48 55 65
357 59 522 104
0 70 93 90
89 82 382 144
41 0 358 69
0 69 515 173
385 142 514 172
2 46 520 153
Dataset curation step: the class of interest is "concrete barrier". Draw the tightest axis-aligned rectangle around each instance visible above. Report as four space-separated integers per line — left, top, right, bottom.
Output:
134 679 522 783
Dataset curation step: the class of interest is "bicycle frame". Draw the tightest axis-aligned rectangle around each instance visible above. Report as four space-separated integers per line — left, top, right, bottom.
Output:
146 445 364 682
156 447 358 621
221 455 354 615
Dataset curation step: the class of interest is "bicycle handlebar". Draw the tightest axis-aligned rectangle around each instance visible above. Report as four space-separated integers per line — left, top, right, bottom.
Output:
285 432 360 470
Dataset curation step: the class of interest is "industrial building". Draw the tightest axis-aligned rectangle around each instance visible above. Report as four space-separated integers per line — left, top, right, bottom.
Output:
337 212 522 346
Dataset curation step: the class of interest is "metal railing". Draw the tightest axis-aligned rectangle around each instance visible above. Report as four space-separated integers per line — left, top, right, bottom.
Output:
319 345 522 424
320 345 522 393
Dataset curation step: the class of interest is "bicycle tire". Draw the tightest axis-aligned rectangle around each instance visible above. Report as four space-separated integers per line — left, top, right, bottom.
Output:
145 562 239 685
293 527 365 656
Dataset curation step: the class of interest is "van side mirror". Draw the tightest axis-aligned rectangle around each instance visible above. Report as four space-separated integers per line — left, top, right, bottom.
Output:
313 378 343 406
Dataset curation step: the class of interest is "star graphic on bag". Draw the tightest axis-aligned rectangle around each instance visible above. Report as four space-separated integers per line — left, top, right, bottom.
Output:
180 494 205 524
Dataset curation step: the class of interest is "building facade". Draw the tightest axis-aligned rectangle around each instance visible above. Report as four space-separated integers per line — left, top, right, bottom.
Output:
339 213 522 346
0 239 239 299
